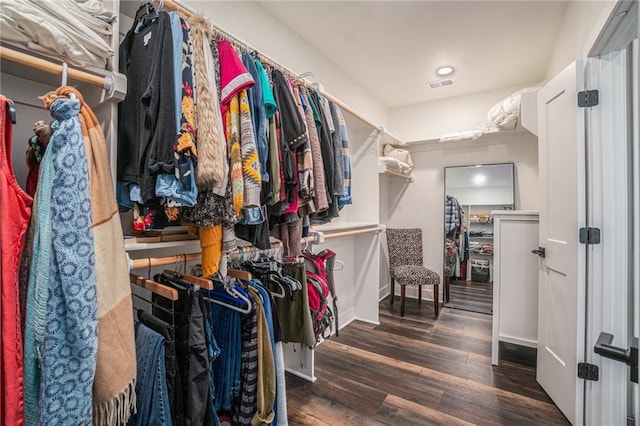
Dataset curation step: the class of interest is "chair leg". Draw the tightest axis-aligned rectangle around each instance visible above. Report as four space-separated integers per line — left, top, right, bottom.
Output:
444 274 450 304
400 285 406 317
434 283 439 318
390 277 395 305
418 285 422 304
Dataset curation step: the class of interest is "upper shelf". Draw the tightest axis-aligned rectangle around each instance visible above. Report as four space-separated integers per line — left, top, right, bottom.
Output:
401 89 540 149
377 157 414 182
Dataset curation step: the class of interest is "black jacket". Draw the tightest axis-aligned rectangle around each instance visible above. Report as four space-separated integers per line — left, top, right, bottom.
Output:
118 12 176 203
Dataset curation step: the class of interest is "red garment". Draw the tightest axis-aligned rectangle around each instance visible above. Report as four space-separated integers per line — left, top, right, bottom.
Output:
0 96 32 426
25 163 39 197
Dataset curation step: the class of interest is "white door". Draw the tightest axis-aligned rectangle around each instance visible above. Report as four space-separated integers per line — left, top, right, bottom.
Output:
536 60 586 425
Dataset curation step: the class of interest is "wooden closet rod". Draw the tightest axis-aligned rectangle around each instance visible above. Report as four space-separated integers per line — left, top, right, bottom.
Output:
156 0 397 140
0 46 109 90
299 226 383 245
323 227 383 240
132 253 201 270
130 241 284 270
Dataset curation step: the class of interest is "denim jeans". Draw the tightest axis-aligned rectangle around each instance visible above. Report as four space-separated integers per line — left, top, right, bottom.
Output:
131 322 172 426
207 302 242 412
137 310 183 426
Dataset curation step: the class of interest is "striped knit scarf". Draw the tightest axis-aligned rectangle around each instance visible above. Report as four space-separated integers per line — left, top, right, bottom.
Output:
24 94 97 425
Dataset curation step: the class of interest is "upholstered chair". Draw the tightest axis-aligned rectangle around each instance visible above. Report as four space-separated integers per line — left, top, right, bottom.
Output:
386 228 440 317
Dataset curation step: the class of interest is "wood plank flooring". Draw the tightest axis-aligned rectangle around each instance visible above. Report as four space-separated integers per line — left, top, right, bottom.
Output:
446 280 493 314
285 297 568 425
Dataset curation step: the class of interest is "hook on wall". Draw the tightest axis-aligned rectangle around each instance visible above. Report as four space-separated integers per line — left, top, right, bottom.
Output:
61 62 68 87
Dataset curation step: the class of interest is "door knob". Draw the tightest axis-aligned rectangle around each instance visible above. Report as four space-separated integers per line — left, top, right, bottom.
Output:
531 247 546 258
594 332 638 383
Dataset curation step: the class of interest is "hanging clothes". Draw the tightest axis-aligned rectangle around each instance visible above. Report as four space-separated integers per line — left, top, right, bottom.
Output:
24 120 52 197
445 194 462 236
189 14 226 192
137 310 183 426
0 96 32 426
278 262 316 348
68 86 137 424
119 10 176 203
245 286 276 425
155 13 198 208
308 90 339 223
131 323 172 426
24 94 97 425
333 104 352 208
298 86 329 213
327 100 345 199
153 278 214 426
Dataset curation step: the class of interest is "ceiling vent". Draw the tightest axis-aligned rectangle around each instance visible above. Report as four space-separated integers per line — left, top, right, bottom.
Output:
428 79 453 88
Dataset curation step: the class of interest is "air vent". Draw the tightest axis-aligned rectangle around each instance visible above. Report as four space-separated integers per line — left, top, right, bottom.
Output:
428 79 453 88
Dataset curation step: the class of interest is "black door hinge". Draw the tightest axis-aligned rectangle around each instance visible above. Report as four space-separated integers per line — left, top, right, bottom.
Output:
577 362 599 381
579 227 601 244
578 90 599 107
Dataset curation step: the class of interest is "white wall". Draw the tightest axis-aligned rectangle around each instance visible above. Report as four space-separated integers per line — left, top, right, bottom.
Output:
379 131 538 300
388 83 540 143
545 0 617 79
185 1 388 128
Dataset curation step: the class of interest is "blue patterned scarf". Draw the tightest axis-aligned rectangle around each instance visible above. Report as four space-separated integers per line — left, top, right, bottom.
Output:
24 96 98 424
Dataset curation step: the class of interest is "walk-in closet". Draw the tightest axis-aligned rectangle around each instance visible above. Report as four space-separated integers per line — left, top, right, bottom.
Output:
1 0 638 425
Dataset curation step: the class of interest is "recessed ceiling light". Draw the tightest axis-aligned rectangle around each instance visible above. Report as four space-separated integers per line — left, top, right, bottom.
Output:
473 174 486 185
436 65 454 76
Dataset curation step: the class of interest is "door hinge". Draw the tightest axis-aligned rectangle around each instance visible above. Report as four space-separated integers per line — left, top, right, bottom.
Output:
577 362 599 381
579 227 601 244
578 90 599 107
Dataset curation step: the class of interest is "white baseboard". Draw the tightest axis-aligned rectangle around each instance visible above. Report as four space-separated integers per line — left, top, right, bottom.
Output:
379 284 390 301
284 368 316 383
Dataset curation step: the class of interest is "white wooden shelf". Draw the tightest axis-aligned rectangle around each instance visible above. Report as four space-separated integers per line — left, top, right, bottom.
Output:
125 240 201 253
377 157 414 182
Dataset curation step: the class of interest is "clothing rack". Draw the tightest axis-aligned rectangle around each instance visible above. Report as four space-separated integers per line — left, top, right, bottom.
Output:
128 226 382 270
154 0 400 142
301 225 384 246
0 46 114 92
129 241 284 270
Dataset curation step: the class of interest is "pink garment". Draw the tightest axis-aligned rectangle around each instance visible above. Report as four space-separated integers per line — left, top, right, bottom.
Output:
0 95 32 426
216 40 254 107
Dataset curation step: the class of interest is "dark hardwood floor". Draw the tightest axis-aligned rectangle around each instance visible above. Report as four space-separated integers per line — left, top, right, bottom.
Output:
446 280 493 314
285 297 568 425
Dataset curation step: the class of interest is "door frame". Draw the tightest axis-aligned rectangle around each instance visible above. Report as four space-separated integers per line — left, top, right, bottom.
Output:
584 46 633 426
583 1 639 423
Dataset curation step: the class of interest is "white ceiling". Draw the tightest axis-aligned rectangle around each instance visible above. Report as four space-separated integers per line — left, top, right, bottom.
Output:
258 1 568 108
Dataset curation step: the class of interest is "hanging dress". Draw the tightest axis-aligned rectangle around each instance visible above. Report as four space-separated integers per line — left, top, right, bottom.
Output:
0 95 32 426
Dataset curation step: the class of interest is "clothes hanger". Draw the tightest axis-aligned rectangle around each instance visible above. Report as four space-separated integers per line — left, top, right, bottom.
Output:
202 277 252 314
163 269 213 290
129 272 179 301
262 271 286 299
228 269 252 280
161 254 214 289
134 2 159 28
6 99 16 124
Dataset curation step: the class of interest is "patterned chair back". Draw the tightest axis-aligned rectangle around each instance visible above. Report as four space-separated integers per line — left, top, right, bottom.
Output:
386 228 424 268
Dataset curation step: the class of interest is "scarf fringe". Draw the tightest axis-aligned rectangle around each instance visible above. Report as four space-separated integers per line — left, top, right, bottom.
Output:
93 379 136 426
